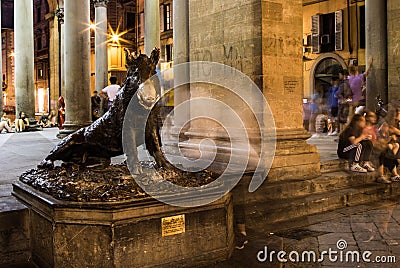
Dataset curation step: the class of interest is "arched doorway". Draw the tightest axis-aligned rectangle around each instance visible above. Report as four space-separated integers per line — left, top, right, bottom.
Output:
310 53 347 98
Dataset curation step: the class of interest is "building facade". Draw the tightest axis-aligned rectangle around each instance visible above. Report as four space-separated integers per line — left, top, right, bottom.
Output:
303 0 400 106
302 0 367 99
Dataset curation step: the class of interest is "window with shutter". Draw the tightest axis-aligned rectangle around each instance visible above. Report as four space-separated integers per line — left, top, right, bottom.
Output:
170 4 173 29
160 5 165 32
311 15 321 54
335 10 343 51
140 13 144 38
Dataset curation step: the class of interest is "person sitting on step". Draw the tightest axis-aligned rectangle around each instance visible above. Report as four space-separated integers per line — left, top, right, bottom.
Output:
376 122 400 183
15 112 29 133
337 114 375 173
0 121 13 133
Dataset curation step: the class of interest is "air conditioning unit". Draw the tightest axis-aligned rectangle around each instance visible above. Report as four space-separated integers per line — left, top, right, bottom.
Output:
320 34 330 45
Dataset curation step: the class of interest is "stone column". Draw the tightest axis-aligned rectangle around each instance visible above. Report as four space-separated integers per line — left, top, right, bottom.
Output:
365 0 388 109
144 0 160 55
14 0 35 119
388 0 400 101
173 0 190 133
61 0 91 135
188 0 319 179
94 0 109 107
55 3 65 98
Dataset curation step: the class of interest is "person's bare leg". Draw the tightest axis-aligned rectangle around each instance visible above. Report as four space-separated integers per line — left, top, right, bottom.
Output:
5 123 12 132
378 165 385 177
391 166 399 176
15 120 20 132
393 143 399 156
237 223 246 236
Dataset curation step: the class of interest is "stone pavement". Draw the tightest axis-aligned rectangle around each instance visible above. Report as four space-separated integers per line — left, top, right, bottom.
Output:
1 130 400 267
214 200 400 268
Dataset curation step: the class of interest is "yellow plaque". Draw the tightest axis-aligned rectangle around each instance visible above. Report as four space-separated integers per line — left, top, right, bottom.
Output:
161 214 185 237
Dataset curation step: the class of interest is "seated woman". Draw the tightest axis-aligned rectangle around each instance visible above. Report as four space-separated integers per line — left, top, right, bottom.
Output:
1 112 12 126
0 121 13 133
337 114 375 173
15 112 29 132
38 112 49 127
376 122 400 183
48 110 57 127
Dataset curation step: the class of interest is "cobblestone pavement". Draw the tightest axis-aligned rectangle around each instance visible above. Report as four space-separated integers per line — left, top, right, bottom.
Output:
214 201 400 268
1 130 400 267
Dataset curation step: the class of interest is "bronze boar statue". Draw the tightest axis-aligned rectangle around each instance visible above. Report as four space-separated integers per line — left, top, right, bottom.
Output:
38 48 176 174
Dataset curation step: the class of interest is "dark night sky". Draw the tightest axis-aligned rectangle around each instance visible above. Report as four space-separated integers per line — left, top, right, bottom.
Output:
1 0 14 29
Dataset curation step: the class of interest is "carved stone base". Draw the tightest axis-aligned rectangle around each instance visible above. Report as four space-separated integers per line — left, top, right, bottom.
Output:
168 128 320 181
12 182 233 268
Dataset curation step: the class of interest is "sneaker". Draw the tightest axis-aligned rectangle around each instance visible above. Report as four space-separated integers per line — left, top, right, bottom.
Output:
328 130 338 136
362 162 376 172
235 233 248 250
376 176 392 184
391 175 400 182
350 163 368 173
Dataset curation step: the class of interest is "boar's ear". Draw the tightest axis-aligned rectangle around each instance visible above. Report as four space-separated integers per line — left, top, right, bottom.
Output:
124 48 134 68
150 47 161 65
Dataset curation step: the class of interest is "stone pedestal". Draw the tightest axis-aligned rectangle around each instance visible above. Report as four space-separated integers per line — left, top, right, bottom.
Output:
12 181 233 268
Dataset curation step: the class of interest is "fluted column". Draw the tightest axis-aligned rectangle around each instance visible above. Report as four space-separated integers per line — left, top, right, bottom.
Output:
94 0 109 111
14 0 35 119
173 0 190 132
144 0 160 55
55 1 65 98
366 0 388 110
61 0 91 135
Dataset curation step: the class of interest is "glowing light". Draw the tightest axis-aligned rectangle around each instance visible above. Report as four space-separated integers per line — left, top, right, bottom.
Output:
89 22 96 31
107 20 131 45
111 34 119 43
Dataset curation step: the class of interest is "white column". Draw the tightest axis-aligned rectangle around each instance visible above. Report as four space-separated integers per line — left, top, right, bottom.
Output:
61 0 91 134
173 0 190 131
14 0 35 119
58 0 66 98
55 4 65 98
144 0 160 55
94 0 109 108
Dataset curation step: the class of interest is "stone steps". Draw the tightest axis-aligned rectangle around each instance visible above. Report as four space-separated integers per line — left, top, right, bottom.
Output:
241 166 400 232
249 183 390 223
245 171 378 203
0 196 30 267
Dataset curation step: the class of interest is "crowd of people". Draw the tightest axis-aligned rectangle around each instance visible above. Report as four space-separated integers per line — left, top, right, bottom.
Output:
0 76 121 135
304 58 400 183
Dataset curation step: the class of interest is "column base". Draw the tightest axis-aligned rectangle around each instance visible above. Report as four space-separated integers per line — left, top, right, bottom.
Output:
269 128 320 181
57 122 91 138
164 127 320 181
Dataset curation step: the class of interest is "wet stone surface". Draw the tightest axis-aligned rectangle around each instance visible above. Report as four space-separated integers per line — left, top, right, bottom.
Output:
19 163 217 202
